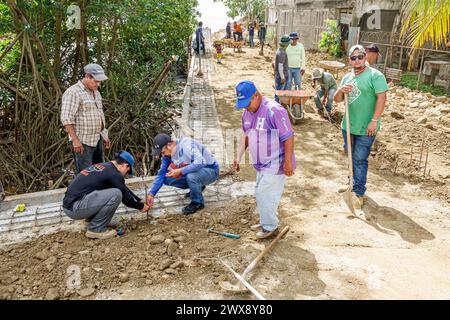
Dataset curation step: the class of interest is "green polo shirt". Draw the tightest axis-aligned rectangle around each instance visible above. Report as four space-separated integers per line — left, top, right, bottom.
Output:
319 72 337 91
340 67 389 135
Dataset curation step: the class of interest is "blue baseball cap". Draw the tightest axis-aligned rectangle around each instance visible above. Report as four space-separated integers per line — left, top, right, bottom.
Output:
117 150 135 175
235 80 257 109
289 32 299 40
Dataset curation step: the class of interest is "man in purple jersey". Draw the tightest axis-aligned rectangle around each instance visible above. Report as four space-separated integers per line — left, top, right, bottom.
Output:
233 80 296 239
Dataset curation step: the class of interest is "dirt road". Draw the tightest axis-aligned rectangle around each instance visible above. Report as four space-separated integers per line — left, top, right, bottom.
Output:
1 46 450 300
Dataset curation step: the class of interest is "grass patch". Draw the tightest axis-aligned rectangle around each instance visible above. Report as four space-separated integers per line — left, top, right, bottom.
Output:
400 72 450 97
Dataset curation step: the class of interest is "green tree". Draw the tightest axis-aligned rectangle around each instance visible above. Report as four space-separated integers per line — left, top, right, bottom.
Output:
319 20 343 58
0 0 198 193
215 0 269 22
401 0 450 67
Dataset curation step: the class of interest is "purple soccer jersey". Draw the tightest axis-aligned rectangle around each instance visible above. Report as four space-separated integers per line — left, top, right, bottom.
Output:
241 97 296 174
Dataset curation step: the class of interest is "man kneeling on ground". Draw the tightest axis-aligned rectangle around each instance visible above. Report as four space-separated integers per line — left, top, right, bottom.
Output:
147 133 219 215
63 151 150 240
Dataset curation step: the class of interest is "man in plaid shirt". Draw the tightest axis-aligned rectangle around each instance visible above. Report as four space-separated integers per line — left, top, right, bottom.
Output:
61 64 111 173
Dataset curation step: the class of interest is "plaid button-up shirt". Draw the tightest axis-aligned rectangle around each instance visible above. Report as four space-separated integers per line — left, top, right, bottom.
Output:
61 81 108 147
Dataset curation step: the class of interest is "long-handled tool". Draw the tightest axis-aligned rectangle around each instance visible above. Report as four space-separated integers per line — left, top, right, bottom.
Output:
341 93 355 215
219 225 290 293
208 228 240 239
219 258 266 300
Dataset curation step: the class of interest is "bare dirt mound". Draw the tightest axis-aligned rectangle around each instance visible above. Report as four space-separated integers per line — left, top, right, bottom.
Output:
0 198 262 300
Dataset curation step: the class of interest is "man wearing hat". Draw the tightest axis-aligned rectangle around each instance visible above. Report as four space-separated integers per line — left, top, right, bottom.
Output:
61 63 111 173
312 68 338 115
146 134 219 215
274 35 291 102
233 80 296 239
365 44 382 66
286 32 306 90
334 45 388 210
63 151 150 240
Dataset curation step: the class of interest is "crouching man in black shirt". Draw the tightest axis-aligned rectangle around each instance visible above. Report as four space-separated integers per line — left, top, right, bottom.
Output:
63 151 149 240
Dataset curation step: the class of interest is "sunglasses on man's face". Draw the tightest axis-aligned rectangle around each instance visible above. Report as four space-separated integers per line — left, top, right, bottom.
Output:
350 54 365 61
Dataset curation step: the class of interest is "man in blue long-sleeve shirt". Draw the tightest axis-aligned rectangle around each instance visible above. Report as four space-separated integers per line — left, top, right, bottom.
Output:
147 133 219 214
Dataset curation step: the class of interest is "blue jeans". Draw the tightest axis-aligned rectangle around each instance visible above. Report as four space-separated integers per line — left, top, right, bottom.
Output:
287 68 302 90
64 188 122 232
342 130 375 197
164 167 219 204
274 77 288 103
255 172 286 231
71 138 104 174
315 88 336 113
249 35 254 47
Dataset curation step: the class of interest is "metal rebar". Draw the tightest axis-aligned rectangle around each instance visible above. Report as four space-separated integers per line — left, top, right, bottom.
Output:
419 135 425 168
423 148 429 176
410 146 413 164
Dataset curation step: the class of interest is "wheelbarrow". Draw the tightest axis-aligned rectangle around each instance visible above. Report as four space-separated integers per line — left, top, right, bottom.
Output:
275 90 314 125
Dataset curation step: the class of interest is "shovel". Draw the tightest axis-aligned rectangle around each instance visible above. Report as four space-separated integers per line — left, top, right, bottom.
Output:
219 226 289 293
341 93 356 215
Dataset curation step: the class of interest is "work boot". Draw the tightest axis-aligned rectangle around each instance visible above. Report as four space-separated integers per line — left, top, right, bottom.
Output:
184 186 206 198
255 228 278 240
80 219 91 232
250 223 262 232
85 229 117 240
351 192 363 210
182 202 205 215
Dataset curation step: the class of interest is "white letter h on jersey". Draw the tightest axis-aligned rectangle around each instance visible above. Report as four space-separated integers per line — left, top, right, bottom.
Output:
255 117 265 130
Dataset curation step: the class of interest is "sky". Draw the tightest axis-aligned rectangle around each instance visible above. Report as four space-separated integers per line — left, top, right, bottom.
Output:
196 0 241 32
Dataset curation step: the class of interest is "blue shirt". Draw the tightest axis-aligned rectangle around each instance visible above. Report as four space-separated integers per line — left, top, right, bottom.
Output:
149 138 219 196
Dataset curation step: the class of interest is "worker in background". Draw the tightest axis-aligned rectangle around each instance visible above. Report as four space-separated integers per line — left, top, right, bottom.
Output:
312 68 338 116
233 21 243 42
365 44 382 66
213 39 224 64
225 22 232 39
274 35 291 102
286 32 306 90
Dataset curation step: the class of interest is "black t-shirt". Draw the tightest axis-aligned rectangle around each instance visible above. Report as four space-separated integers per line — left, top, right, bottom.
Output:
63 162 144 211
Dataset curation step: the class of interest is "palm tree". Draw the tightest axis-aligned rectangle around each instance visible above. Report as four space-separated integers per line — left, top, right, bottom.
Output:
401 0 450 67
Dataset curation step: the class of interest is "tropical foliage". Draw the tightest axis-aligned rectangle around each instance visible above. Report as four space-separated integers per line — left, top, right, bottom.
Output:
0 0 198 194
319 19 343 58
401 0 450 67
215 0 268 22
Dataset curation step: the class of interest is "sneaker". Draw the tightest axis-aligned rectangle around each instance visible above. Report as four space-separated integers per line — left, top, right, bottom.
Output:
256 228 278 240
250 224 262 232
182 202 205 215
184 186 206 199
85 229 117 240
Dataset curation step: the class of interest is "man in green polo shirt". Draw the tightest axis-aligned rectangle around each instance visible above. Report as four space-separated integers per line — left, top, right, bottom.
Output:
312 68 338 115
334 44 388 209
